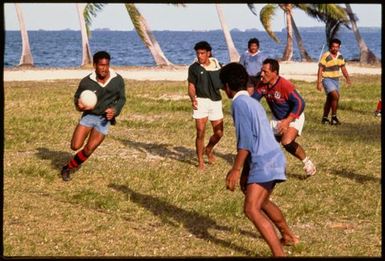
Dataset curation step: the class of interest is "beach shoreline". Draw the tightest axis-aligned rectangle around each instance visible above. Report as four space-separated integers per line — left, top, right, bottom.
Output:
3 61 381 82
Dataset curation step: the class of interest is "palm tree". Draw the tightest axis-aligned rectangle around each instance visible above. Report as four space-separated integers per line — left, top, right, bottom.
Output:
345 4 379 64
215 4 240 62
15 3 33 67
77 3 92 66
125 4 172 66
81 3 173 66
249 4 350 62
297 4 350 45
78 3 105 66
250 3 296 61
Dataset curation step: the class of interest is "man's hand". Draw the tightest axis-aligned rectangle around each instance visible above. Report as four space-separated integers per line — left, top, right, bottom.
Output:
105 107 116 120
316 82 323 92
191 96 198 110
346 78 352 87
226 168 241 192
277 119 290 135
77 99 94 111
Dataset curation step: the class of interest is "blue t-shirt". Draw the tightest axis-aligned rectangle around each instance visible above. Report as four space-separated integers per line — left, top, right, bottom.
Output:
231 91 287 184
239 51 268 77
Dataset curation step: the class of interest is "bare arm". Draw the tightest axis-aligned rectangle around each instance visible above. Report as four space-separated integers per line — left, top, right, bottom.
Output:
188 82 198 110
226 149 249 192
341 65 351 86
316 65 324 92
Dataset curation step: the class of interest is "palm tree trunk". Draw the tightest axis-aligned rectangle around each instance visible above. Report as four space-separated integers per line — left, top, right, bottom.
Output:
281 6 293 61
77 3 92 66
125 4 172 66
15 3 33 67
291 16 312 62
345 4 379 64
215 4 240 62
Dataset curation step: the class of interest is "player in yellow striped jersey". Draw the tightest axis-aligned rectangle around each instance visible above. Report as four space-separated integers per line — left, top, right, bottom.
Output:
317 38 351 125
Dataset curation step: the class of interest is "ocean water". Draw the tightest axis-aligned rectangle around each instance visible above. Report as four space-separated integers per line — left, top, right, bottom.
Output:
3 30 382 68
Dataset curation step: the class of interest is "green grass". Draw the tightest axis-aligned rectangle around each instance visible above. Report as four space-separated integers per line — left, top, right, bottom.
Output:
3 75 381 257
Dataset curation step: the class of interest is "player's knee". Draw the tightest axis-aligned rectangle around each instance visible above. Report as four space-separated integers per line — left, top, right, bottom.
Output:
70 143 82 151
215 129 223 138
244 203 259 219
283 141 299 155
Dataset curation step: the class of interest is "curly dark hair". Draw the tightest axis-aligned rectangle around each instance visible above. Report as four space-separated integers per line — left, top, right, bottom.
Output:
93 51 111 64
219 63 249 92
194 41 212 52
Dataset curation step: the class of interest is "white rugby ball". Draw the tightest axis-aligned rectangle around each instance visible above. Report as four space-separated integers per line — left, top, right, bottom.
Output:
79 90 97 108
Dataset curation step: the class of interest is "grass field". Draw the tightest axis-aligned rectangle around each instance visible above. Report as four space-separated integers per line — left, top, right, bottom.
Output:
3 75 381 257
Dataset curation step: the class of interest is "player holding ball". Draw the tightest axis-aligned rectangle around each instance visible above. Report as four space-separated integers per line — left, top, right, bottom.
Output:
61 51 126 181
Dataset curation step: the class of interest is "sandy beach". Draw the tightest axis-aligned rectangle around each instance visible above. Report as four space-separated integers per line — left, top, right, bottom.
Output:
3 61 381 82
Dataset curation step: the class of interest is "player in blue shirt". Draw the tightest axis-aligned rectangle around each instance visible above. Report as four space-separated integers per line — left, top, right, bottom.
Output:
220 62 299 257
239 38 268 89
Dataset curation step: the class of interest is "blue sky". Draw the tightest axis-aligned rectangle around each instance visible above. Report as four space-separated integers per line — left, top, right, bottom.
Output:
4 3 382 31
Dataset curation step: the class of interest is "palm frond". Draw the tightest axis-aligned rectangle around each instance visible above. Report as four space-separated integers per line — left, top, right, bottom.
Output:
84 3 105 37
260 4 280 43
247 3 258 16
124 4 152 47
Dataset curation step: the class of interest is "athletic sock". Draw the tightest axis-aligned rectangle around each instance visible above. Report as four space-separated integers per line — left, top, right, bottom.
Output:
302 157 309 165
66 149 89 170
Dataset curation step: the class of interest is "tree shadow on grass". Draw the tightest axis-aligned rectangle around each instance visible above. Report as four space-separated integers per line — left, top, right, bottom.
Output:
331 168 381 184
35 147 72 170
113 137 234 166
108 183 261 256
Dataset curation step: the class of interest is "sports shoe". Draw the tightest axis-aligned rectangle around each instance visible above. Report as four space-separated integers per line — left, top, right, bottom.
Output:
321 117 330 124
330 116 341 125
374 111 381 117
61 165 80 181
303 159 316 176
61 166 71 181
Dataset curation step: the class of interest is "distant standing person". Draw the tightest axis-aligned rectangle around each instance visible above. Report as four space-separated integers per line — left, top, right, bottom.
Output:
250 58 316 177
317 38 351 125
61 51 126 181
220 62 299 257
239 38 268 89
187 41 224 170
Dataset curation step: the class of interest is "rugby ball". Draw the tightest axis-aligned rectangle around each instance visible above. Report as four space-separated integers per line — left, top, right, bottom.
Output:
79 90 97 108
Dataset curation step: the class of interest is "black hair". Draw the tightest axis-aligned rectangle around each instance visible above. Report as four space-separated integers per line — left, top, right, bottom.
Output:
263 58 279 75
93 51 111 64
219 62 249 92
329 38 341 48
248 38 260 49
194 41 212 52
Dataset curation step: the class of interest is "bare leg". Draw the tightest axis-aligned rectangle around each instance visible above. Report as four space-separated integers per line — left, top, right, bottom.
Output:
71 124 92 151
244 183 285 256
323 94 332 118
280 128 306 161
195 118 208 170
329 90 340 116
205 119 223 164
83 128 105 156
262 200 299 246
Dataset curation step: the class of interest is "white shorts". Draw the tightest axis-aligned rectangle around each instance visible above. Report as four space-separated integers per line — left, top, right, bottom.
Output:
192 97 223 121
270 112 305 136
